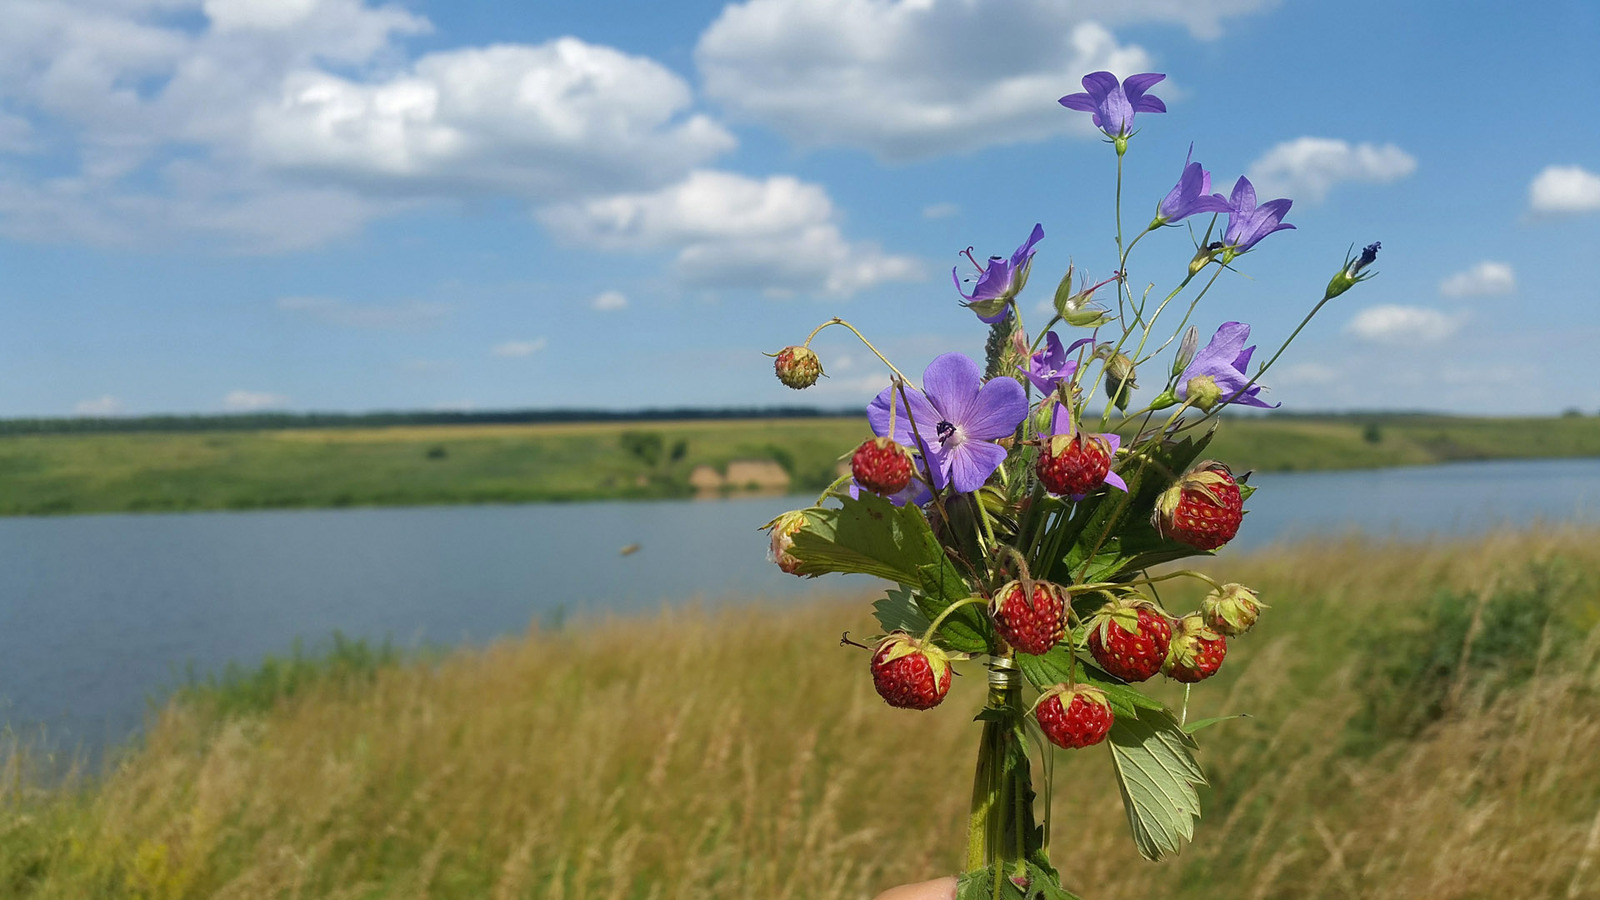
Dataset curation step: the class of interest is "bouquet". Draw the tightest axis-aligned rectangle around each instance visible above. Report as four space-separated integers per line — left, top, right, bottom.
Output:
763 71 1378 899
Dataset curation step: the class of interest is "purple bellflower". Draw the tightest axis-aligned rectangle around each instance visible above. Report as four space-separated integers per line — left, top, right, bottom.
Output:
1152 145 1232 228
867 353 1027 494
1221 177 1294 258
1020 332 1093 394
1176 322 1280 410
1058 72 1166 141
954 223 1044 324
1046 403 1127 500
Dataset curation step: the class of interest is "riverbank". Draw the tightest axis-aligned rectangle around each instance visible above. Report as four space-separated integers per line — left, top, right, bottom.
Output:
4 528 1600 898
0 413 1597 516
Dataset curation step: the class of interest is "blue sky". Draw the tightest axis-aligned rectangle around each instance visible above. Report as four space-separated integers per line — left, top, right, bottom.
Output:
1 0 1597 418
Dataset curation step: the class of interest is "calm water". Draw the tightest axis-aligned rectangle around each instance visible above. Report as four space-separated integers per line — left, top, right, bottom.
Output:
1 457 1597 757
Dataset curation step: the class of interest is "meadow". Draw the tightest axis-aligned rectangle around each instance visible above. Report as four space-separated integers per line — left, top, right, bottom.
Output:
0 412 1597 516
4 528 1600 898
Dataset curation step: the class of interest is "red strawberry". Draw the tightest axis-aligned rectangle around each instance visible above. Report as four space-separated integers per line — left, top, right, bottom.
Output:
851 437 914 496
1201 583 1265 637
990 580 1066 656
772 345 823 389
1086 598 1173 682
1153 460 1243 550
1162 614 1227 683
870 633 953 710
1036 432 1114 498
1034 685 1114 749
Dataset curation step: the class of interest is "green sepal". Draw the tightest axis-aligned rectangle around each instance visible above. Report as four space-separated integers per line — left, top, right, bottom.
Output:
1108 706 1208 861
974 706 1013 725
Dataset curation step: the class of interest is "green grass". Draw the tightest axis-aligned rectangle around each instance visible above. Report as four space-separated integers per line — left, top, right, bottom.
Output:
0 413 1596 516
5 530 1600 898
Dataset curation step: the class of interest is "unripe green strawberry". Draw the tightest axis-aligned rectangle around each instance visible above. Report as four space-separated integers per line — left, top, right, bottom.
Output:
1201 583 1265 636
1086 597 1172 682
772 346 823 389
990 580 1067 656
1162 614 1227 683
851 437 914 496
1153 460 1243 550
870 633 953 710
1034 685 1114 749
761 510 809 576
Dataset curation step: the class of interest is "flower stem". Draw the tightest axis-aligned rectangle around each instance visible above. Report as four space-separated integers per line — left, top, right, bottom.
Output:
802 317 913 385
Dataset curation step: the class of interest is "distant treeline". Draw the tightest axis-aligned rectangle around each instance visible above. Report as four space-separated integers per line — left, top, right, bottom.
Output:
0 407 865 436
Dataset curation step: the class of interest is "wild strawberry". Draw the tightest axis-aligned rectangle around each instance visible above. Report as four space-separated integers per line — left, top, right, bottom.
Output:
772 345 823 389
990 580 1067 656
1086 597 1172 683
761 510 809 576
1034 685 1114 749
1162 614 1227 683
870 633 953 710
1201 583 1265 637
851 437 914 496
1153 460 1243 550
1036 432 1114 498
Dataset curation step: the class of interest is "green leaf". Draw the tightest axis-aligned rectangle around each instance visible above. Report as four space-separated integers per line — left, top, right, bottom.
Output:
1013 646 1164 720
872 586 930 636
914 560 989 654
955 862 1084 900
1107 706 1208 861
1181 713 1251 734
788 493 944 582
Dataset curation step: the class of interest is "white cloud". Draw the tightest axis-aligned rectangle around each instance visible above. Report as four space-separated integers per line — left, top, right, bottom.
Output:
224 389 290 411
73 395 124 416
540 170 922 296
276 295 450 329
1439 261 1516 299
695 0 1276 160
591 290 628 311
492 338 548 357
1246 138 1416 203
1528 165 1600 215
1344 305 1463 344
1273 363 1340 386
0 2 735 250
922 202 960 220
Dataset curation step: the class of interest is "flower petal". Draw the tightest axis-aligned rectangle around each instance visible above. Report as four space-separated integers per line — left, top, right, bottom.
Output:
1121 72 1166 99
961 375 1028 440
1229 176 1257 213
921 352 984 427
1058 92 1097 112
946 441 1009 494
1011 223 1045 267
1079 71 1120 102
867 383 940 446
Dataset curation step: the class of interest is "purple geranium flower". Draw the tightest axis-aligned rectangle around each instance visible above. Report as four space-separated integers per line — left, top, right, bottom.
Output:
953 223 1044 324
1152 145 1232 227
867 353 1027 494
1019 332 1093 394
1046 403 1127 500
1176 322 1280 410
1222 176 1294 255
1058 72 1166 139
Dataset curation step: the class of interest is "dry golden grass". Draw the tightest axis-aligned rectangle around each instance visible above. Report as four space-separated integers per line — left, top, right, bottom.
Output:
5 528 1600 898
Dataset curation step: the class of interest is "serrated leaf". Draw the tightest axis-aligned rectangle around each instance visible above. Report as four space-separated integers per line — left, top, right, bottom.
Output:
1013 646 1164 719
1107 706 1207 861
915 561 990 654
788 493 943 582
1182 713 1251 734
872 586 930 636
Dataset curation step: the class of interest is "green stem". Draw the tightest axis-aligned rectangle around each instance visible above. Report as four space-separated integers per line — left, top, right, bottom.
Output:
802 317 913 385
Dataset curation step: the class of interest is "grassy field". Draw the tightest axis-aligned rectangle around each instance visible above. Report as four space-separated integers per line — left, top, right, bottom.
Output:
0 413 1597 516
4 529 1600 898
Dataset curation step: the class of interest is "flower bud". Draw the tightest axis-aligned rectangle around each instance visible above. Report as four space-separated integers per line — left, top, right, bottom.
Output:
1324 241 1381 300
1053 266 1114 328
1100 350 1137 412
1185 374 1224 411
772 345 823 389
1172 326 1199 377
1200 583 1265 636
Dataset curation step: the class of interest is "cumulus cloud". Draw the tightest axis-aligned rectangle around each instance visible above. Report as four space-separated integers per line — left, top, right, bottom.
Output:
1246 138 1416 203
276 295 451 329
224 389 290 411
1528 165 1600 215
695 0 1276 160
591 290 628 311
1344 306 1463 344
1439 261 1516 299
73 395 124 416
540 170 922 296
492 338 548 357
0 1 734 250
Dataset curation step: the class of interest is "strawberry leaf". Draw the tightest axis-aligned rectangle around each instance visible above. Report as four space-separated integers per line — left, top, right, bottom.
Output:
1181 713 1251 734
872 586 930 636
1107 706 1207 861
788 493 944 583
